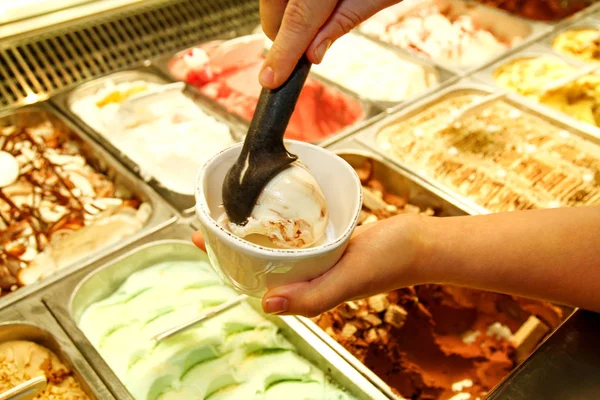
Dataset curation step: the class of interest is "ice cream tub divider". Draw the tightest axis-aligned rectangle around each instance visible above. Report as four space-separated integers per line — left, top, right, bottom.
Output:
42 222 390 400
356 0 550 75
0 103 174 312
0 300 115 399
51 66 246 215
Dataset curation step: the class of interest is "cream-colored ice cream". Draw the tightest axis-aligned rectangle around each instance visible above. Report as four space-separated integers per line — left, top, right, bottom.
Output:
494 57 600 127
360 2 519 67
79 260 354 400
310 33 439 102
552 29 600 63
0 340 89 399
70 80 235 195
219 161 329 249
376 93 600 212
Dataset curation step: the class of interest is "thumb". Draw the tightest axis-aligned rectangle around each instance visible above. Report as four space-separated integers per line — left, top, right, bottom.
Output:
306 0 399 64
262 250 368 317
261 224 378 317
260 0 338 88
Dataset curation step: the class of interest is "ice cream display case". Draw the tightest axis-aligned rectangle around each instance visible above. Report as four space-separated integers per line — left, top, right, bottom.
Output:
1 0 600 399
37 223 390 400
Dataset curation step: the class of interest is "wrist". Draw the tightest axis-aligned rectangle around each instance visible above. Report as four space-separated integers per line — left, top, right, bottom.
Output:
412 215 455 285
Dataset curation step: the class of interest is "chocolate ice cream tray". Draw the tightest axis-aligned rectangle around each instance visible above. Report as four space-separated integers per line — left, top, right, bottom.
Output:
296 147 471 400
354 0 551 77
0 104 175 311
36 222 389 400
353 82 600 214
0 300 113 399
473 44 600 134
295 145 575 400
51 65 248 215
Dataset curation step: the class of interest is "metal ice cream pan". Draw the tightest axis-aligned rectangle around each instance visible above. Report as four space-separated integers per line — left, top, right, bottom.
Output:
296 148 575 400
355 0 551 76
473 43 590 88
354 82 600 215
153 36 384 147
473 46 600 135
0 302 114 399
51 66 247 215
540 17 600 63
42 223 389 400
0 104 174 311
294 148 472 400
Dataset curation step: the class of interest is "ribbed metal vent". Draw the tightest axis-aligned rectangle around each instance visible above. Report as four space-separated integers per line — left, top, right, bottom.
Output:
0 0 259 109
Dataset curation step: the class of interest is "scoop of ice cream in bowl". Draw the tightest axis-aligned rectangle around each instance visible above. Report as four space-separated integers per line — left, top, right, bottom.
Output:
195 139 362 296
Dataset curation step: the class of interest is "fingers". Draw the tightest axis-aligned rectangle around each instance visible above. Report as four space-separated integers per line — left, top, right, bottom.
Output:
262 234 380 317
307 0 398 64
260 0 338 88
191 231 206 252
260 0 287 41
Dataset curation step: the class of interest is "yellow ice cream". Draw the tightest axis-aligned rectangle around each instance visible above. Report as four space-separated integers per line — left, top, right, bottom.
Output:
494 56 600 127
494 56 574 97
552 29 600 63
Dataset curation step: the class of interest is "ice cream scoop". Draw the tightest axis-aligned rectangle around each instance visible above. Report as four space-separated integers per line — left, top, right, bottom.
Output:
220 160 329 248
221 55 329 248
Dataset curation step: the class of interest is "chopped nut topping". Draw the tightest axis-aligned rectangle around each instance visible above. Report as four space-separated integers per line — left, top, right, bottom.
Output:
368 294 390 313
341 323 358 338
384 304 408 328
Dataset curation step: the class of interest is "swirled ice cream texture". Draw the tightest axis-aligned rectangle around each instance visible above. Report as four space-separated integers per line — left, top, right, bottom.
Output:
219 161 329 249
78 260 354 400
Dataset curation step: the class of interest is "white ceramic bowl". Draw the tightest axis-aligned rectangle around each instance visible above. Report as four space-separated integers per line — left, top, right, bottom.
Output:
195 140 362 297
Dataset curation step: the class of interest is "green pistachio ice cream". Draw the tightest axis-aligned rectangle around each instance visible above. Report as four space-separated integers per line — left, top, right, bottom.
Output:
79 260 353 400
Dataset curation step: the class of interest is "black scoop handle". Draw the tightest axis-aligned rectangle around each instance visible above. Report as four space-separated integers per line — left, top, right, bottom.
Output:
222 55 312 225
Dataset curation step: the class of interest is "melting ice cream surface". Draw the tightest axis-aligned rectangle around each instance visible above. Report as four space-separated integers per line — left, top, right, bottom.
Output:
219 161 330 249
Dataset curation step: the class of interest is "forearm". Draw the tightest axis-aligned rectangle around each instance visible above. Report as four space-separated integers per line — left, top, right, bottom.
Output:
419 207 600 311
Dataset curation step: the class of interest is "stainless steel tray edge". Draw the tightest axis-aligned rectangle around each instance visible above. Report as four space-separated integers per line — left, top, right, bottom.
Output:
42 223 390 400
0 301 115 399
0 102 176 312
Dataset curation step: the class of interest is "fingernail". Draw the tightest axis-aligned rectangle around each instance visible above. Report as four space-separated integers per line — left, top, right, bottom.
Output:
264 297 289 314
259 65 275 87
314 39 332 63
